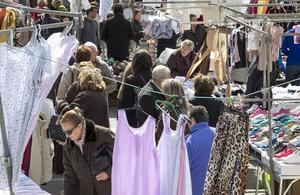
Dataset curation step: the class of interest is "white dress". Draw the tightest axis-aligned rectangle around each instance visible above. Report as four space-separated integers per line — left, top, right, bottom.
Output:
0 32 78 191
158 113 192 195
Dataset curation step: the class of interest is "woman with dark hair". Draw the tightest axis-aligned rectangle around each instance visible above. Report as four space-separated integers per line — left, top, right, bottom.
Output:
132 9 144 45
118 49 153 127
189 74 224 127
60 107 114 195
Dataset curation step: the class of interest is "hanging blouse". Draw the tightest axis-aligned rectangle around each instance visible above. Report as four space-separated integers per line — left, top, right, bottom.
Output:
68 0 91 13
112 110 160 195
293 25 300 45
99 0 113 21
257 0 269 14
158 113 192 195
270 25 284 62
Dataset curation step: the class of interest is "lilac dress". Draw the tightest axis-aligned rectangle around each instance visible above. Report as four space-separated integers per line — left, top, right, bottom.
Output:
112 110 160 195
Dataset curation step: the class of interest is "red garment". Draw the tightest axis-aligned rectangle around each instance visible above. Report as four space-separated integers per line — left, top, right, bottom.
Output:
248 0 258 14
21 136 32 176
32 6 42 21
0 8 6 27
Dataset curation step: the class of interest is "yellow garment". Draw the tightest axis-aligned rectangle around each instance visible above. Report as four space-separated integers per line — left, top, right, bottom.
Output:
0 8 16 43
185 26 219 80
257 0 269 14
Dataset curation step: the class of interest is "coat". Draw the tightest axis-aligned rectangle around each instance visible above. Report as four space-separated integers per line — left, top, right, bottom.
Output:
63 119 115 195
189 94 224 127
182 25 207 53
57 64 79 101
101 13 134 61
72 89 109 128
138 80 166 142
132 20 144 44
166 49 197 78
118 70 152 127
57 59 117 101
29 112 53 185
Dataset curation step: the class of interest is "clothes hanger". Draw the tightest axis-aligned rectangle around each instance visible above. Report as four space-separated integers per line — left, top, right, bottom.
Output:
155 95 192 123
155 95 179 117
62 21 74 36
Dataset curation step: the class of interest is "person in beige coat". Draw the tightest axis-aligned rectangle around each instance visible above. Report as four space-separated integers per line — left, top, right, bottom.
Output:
28 99 55 185
57 45 92 101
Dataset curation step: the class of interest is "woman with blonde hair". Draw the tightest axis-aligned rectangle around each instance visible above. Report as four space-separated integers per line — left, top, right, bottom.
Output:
161 78 189 131
67 67 110 127
60 106 114 195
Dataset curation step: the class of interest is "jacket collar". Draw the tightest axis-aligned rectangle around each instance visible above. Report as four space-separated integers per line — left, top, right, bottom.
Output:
67 119 97 147
150 80 162 93
190 122 210 133
194 93 212 97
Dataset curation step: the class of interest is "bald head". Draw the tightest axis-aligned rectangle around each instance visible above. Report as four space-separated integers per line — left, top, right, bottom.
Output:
84 42 98 62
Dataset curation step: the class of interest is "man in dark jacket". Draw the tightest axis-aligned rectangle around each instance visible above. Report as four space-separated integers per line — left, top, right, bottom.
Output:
166 39 197 78
80 3 100 50
101 3 134 61
182 14 206 53
138 65 170 141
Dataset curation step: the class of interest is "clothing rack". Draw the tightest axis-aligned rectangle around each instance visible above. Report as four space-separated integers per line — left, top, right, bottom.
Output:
221 3 300 194
0 21 73 35
220 3 300 7
0 20 73 195
0 2 82 39
223 11 276 195
0 2 81 17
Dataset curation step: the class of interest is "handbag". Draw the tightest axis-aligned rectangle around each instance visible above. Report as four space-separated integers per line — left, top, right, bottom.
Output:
47 115 66 143
92 145 113 176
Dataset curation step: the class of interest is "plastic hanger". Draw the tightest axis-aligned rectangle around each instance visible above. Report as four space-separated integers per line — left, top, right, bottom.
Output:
155 95 179 117
155 95 192 123
62 21 74 36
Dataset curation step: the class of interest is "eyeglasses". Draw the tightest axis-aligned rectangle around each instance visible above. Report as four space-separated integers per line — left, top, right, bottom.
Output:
64 123 80 135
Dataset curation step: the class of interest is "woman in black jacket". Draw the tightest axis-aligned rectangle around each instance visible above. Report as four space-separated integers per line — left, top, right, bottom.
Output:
60 107 114 195
189 74 224 127
132 9 144 45
66 65 110 128
118 50 153 127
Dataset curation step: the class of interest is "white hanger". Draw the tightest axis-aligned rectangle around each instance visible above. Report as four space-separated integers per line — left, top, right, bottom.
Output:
62 21 74 36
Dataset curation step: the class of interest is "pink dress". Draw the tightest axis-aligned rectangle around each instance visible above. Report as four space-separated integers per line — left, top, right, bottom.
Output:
112 110 160 195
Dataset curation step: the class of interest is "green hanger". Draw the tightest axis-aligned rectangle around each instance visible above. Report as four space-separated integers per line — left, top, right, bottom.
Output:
155 95 179 117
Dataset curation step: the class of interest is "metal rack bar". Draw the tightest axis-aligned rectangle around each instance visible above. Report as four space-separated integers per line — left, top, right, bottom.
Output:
219 4 249 16
220 3 300 7
0 2 81 17
140 1 212 4
238 13 300 18
0 94 13 195
225 15 269 35
0 21 73 35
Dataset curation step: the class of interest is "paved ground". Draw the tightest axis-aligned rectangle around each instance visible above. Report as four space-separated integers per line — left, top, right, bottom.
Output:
41 106 267 195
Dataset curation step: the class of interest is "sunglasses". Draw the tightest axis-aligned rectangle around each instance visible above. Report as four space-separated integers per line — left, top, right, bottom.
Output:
64 123 80 135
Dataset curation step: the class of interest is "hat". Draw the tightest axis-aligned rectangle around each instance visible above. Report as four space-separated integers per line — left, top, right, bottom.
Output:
90 2 98 8
197 15 204 22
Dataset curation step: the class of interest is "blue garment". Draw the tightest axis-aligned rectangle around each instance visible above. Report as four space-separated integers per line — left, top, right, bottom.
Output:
282 29 300 66
185 122 215 195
